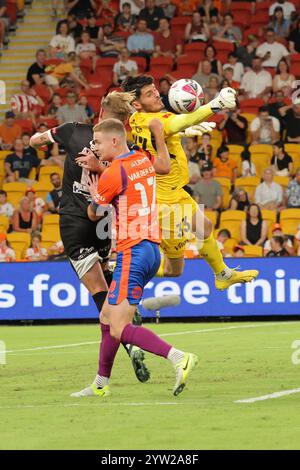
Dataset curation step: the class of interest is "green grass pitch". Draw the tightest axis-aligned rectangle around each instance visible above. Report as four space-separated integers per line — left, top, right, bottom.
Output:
0 321 300 450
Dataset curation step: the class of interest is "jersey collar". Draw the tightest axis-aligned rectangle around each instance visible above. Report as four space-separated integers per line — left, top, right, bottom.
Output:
115 150 135 160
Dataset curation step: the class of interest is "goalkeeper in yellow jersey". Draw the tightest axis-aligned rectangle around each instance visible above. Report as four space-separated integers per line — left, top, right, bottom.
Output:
121 75 258 290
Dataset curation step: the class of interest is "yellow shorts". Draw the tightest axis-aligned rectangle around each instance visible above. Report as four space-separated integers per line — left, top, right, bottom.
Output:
158 189 198 259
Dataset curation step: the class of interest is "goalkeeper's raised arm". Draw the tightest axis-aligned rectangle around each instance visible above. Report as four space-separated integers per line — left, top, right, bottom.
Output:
122 75 237 136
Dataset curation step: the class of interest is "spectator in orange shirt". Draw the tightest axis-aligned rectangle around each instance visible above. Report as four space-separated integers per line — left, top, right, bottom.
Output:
222 67 240 90
213 145 238 184
172 0 197 16
0 112 22 151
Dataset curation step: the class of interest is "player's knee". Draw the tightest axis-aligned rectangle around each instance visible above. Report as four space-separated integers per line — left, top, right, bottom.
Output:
110 324 122 341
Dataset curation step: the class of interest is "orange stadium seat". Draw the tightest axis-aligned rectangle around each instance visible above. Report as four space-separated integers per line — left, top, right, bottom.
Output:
290 63 300 78
204 210 217 228
0 150 11 160
250 153 271 179
280 209 300 236
273 176 290 191
224 238 238 256
43 214 59 228
2 182 27 207
219 210 246 242
42 225 61 242
212 40 235 53
7 232 31 253
261 209 277 238
184 42 206 54
39 166 63 184
234 176 261 199
240 99 265 114
249 144 273 157
243 246 263 257
32 181 53 201
0 215 9 233
150 56 173 75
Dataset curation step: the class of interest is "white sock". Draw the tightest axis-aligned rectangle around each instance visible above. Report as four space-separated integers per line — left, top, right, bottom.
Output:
167 347 185 366
93 374 109 388
215 267 232 281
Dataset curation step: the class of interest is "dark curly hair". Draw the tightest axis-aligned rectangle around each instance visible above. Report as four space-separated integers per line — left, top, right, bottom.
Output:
122 75 154 100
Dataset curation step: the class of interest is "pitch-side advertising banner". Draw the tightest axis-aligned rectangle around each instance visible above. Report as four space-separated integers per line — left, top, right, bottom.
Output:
0 258 300 320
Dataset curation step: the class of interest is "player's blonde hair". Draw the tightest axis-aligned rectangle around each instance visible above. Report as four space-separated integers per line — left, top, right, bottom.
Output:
93 118 127 139
101 91 135 123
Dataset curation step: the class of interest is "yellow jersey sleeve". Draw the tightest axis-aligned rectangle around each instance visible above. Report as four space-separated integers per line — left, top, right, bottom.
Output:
129 111 189 204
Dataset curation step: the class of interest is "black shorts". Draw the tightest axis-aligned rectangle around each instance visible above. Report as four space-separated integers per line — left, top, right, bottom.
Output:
60 214 111 279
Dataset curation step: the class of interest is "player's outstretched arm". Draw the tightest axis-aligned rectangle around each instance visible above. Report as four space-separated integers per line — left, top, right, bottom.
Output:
168 87 237 135
29 131 53 148
149 119 170 175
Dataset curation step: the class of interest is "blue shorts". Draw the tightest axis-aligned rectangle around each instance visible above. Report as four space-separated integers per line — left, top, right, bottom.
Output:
108 240 161 305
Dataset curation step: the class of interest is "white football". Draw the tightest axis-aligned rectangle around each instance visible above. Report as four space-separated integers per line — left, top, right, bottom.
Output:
168 79 204 114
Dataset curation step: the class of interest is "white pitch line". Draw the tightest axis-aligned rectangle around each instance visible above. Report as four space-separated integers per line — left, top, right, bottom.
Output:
0 401 189 411
5 321 299 354
235 388 300 404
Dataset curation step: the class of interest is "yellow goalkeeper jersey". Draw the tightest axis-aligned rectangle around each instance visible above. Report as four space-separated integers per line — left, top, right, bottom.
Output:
129 111 189 204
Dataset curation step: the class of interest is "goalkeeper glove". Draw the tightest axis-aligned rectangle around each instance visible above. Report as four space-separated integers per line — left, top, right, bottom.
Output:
179 122 216 137
209 87 237 113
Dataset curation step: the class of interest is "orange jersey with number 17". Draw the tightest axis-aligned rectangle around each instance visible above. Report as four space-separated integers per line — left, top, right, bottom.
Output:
93 149 161 252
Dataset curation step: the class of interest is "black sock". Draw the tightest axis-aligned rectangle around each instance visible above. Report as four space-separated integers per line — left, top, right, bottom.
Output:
92 291 107 313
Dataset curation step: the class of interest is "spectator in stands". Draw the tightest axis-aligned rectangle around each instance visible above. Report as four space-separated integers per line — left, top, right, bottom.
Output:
127 19 154 68
222 67 240 90
10 80 45 124
240 56 273 99
202 45 222 76
192 60 220 89
241 204 268 247
204 76 219 102
269 1 296 20
59 13 84 41
280 98 300 143
269 6 291 38
223 53 244 83
288 17 300 53
213 145 238 184
185 137 202 167
84 13 102 44
273 58 295 96
0 189 14 219
113 47 138 85
94 0 118 19
219 107 248 145
47 93 62 118
22 133 39 161
268 90 286 134
25 187 46 222
27 49 47 87
266 235 290 256
154 18 182 60
198 0 218 22
250 106 280 145
0 0 9 52
285 167 300 208
79 95 94 123
66 0 96 19
120 0 145 17
216 229 231 257
12 197 38 234
187 153 201 190
44 52 89 90
192 162 223 210
0 234 16 263
159 77 173 112
172 0 197 17
264 223 294 255
25 231 48 262
256 28 289 68
213 13 242 45
233 245 245 258
184 12 210 43
4 138 40 184
241 149 256 177
197 133 213 166
57 91 88 125
115 3 136 32
75 31 96 61
209 11 221 37
46 173 63 214
271 141 293 176
156 0 176 19
255 167 283 210
49 21 76 58
99 22 126 57
139 0 164 31
236 34 259 69
229 187 250 211
0 112 22 151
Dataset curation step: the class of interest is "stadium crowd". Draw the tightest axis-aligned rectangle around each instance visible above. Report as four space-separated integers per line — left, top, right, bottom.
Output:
1 0 300 262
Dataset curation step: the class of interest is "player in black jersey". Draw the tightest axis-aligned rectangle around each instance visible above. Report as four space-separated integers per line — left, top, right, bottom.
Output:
29 92 153 387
